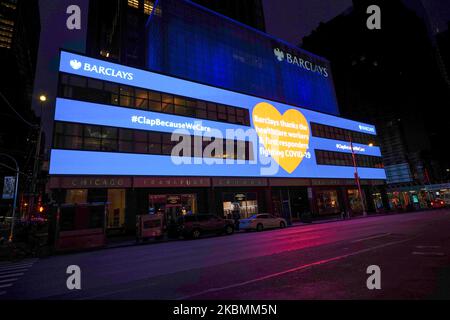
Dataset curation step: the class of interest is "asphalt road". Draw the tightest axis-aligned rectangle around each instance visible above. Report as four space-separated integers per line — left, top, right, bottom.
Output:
1 209 450 300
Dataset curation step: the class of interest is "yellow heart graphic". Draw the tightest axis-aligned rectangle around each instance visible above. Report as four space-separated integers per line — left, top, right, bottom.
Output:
253 102 310 174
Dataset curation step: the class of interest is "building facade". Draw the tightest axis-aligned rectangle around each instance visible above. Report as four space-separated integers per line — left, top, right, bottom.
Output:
48 52 385 237
0 0 40 218
38 0 387 238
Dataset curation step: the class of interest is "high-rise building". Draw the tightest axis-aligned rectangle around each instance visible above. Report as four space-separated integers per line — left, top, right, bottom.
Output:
302 0 449 209
0 0 40 214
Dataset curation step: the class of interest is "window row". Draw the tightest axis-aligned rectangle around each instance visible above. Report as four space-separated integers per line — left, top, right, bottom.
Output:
315 150 384 169
59 74 251 126
310 122 379 146
54 122 254 161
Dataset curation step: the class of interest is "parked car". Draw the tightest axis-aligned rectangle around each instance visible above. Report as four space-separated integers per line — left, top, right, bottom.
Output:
430 199 446 209
174 214 235 239
239 214 287 232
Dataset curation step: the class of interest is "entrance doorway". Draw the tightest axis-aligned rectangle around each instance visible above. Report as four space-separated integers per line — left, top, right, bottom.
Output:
222 192 258 219
148 194 197 224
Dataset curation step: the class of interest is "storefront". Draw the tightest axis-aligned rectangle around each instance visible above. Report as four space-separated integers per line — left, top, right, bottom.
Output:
387 183 450 211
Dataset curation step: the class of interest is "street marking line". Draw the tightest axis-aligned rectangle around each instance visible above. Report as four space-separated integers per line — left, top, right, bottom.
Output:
0 264 34 270
351 233 391 243
0 278 18 284
177 237 414 300
0 273 23 279
0 270 28 276
412 252 445 257
0 267 30 273
0 259 36 266
415 245 441 249
0 284 13 289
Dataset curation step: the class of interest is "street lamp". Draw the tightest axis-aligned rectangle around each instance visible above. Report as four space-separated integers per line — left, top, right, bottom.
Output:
30 94 47 219
0 153 19 242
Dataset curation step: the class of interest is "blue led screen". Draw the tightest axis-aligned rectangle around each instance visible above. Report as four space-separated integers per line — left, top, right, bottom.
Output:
51 52 386 180
146 0 340 115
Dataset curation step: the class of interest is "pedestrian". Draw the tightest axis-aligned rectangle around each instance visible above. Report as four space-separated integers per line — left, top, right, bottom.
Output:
233 210 241 231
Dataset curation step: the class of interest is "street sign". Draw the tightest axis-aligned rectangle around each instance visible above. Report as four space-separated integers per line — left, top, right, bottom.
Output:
2 176 16 200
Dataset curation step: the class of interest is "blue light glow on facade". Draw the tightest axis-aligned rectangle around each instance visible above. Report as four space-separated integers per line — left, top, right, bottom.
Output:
146 0 340 115
51 51 386 180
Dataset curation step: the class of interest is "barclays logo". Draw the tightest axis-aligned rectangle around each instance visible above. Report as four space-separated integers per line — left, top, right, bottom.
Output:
68 58 134 81
70 59 82 70
273 47 329 78
274 48 285 62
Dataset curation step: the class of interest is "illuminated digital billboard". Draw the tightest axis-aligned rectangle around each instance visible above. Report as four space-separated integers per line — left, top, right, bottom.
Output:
50 51 386 180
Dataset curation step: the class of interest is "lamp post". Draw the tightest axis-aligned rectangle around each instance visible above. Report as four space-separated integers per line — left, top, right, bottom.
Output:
349 137 367 217
30 95 47 219
0 153 19 242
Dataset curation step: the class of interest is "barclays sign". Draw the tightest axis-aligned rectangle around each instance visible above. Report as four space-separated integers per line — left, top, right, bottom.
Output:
273 48 329 78
68 58 134 80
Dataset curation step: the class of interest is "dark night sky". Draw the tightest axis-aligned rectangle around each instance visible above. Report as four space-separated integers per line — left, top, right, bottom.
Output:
263 0 450 44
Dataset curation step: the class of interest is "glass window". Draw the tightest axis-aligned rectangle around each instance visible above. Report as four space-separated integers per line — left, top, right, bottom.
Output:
134 142 147 153
207 111 217 121
186 99 196 108
197 101 207 110
174 96 185 106
119 129 133 141
196 109 207 118
110 94 120 105
120 95 135 107
65 123 82 136
134 131 147 142
60 74 70 85
104 82 119 94
316 190 340 215
218 112 228 121
236 116 245 125
69 75 86 87
162 94 173 104
88 78 103 90
135 97 148 109
84 138 101 150
119 141 133 152
64 136 83 149
148 143 162 154
120 85 134 96
135 88 148 100
175 105 188 116
162 144 174 155
207 103 217 112
103 127 118 139
148 100 161 112
148 91 161 101
84 125 102 138
217 104 226 114
162 103 174 113
348 189 364 213
148 132 162 143
55 123 65 134
102 139 118 152
65 189 88 205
